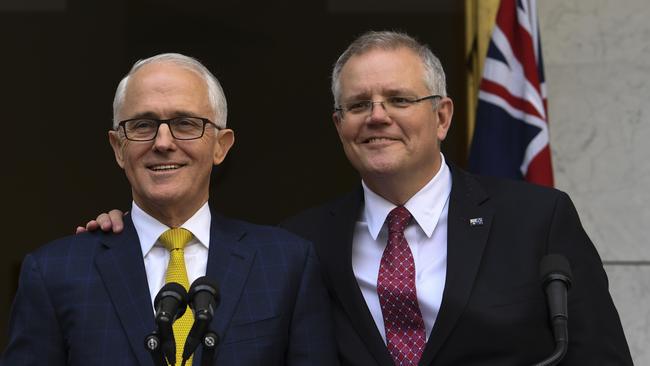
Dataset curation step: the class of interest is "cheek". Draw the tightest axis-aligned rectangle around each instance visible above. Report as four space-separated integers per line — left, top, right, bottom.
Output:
186 144 217 168
418 117 440 141
338 123 359 143
121 146 148 169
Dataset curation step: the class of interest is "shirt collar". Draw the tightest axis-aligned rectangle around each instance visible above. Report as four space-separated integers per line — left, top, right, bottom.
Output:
131 201 212 257
361 153 452 240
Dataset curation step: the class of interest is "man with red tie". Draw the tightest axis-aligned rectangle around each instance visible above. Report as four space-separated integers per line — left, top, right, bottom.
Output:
282 30 631 365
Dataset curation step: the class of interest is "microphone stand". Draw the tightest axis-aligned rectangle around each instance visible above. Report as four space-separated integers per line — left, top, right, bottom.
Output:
179 330 219 366
144 331 167 366
532 317 568 366
200 330 220 366
533 255 571 366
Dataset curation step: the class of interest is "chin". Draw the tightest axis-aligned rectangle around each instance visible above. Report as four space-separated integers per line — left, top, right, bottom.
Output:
359 158 402 175
139 186 188 204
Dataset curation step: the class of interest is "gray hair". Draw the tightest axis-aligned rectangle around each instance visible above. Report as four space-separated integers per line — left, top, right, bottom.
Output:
331 31 447 106
112 53 228 129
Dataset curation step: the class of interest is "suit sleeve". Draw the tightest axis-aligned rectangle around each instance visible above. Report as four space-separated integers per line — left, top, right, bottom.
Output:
286 242 340 366
2 254 67 366
546 192 633 365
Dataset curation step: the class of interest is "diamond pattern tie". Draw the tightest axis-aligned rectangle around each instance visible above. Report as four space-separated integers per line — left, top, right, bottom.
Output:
159 228 194 366
377 206 426 366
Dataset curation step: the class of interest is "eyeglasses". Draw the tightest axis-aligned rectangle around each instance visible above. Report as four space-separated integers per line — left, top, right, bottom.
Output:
117 117 220 141
335 95 442 117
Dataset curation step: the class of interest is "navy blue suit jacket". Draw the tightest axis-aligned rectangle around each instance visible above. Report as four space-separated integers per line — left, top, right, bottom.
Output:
3 212 338 365
281 165 632 365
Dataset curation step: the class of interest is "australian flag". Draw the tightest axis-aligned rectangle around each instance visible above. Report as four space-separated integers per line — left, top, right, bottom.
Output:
469 0 553 187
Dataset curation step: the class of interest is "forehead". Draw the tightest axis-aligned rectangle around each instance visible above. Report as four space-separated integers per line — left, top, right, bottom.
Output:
338 47 428 98
119 62 212 119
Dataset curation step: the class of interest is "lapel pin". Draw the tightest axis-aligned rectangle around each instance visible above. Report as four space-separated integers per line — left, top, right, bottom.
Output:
469 217 484 227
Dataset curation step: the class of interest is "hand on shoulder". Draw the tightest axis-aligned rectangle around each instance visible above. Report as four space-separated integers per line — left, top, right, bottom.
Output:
75 209 126 234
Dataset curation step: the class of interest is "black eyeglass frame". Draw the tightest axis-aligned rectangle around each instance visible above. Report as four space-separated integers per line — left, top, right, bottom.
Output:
334 94 443 115
117 116 221 142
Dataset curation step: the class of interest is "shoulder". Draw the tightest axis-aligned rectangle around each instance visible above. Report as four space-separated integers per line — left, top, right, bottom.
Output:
280 189 361 234
451 165 570 207
18 231 111 288
480 174 564 199
215 214 314 252
213 216 324 278
29 231 106 262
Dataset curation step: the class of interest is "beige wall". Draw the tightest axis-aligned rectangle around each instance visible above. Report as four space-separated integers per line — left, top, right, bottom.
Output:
539 1 650 364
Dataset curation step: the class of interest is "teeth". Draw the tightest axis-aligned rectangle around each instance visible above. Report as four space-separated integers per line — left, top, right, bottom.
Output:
151 164 180 171
366 137 393 143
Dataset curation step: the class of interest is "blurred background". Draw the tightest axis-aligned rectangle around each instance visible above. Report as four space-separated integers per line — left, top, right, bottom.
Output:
0 0 648 363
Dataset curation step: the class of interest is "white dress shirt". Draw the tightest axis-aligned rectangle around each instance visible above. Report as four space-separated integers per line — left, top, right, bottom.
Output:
352 154 452 342
131 201 211 306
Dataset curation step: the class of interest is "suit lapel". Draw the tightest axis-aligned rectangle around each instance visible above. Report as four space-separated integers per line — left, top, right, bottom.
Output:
324 189 395 366
204 214 256 346
419 166 493 365
95 214 154 366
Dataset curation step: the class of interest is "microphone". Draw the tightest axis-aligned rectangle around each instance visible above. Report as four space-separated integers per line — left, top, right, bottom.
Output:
181 276 220 364
533 254 572 366
154 282 188 366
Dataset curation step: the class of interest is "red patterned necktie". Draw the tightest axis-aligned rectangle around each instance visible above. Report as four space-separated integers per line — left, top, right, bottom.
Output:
377 206 426 365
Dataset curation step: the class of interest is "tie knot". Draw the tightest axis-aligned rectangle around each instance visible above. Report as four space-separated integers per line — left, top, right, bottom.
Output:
159 228 193 251
387 206 412 234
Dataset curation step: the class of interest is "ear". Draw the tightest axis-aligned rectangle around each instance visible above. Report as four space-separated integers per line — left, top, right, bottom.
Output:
333 111 343 134
108 130 126 169
435 97 454 142
212 128 235 165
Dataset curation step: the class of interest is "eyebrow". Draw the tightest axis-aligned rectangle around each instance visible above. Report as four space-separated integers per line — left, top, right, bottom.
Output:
383 88 418 96
126 110 199 120
344 88 419 101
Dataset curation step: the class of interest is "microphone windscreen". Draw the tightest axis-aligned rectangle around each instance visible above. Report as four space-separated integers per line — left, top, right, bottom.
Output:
539 254 572 286
155 282 188 305
188 276 220 307
154 282 188 319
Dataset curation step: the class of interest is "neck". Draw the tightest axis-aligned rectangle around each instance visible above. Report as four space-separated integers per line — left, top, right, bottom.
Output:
134 198 207 228
363 161 441 206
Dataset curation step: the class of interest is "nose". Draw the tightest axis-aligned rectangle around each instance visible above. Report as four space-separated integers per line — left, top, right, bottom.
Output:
152 123 176 151
367 101 391 123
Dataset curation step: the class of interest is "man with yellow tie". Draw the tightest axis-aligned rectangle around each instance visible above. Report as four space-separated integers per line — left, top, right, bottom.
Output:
2 53 338 366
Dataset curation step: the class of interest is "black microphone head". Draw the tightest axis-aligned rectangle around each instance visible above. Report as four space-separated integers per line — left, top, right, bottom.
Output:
188 276 220 312
155 282 188 320
540 254 573 289
181 277 220 362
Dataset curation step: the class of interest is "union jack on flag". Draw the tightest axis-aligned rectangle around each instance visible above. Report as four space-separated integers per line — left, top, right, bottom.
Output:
468 0 553 187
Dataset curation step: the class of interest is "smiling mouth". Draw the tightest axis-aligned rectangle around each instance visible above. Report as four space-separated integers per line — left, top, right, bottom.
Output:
363 137 398 144
148 164 184 172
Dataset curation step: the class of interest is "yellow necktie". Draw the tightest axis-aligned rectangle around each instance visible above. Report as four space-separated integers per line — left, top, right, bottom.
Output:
159 228 194 366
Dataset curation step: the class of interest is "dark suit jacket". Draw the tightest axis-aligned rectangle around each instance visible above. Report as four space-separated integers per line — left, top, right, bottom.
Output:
281 165 632 365
3 212 338 366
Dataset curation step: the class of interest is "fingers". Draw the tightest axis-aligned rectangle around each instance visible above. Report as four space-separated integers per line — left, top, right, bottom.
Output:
75 220 100 234
85 220 101 231
95 213 114 232
92 211 126 233
108 209 125 233
76 210 126 235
